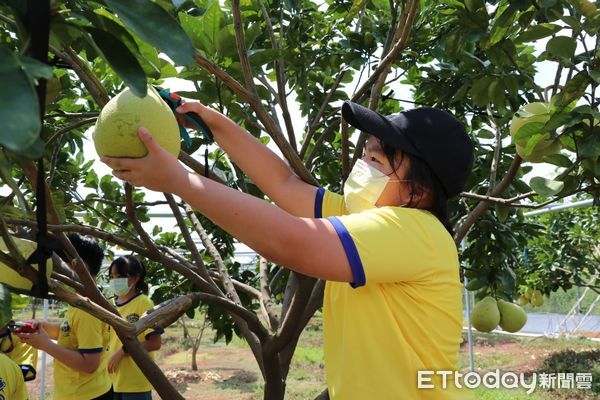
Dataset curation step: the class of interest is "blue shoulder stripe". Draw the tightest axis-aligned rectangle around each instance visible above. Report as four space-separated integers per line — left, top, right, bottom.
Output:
326 217 366 288
314 187 325 218
79 347 103 354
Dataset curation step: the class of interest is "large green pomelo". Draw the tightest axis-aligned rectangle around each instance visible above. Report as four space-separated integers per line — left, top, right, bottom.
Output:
497 299 527 333
93 86 180 159
530 290 544 307
0 237 52 291
470 296 500 333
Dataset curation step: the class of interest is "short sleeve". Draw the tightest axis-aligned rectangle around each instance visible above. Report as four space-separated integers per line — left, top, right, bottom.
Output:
315 188 347 218
74 311 104 353
326 207 456 287
13 366 27 400
136 297 164 341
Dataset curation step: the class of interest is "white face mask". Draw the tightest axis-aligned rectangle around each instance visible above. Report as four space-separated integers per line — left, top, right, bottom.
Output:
109 278 132 297
343 159 405 213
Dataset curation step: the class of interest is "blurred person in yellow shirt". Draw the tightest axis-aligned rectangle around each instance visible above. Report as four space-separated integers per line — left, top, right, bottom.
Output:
18 234 112 400
107 255 162 400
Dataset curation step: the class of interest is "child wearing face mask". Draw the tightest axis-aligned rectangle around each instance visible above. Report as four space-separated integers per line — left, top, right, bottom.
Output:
107 255 162 400
101 100 475 399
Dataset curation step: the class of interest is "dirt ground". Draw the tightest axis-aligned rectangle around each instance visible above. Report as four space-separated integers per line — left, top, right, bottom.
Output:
24 327 599 400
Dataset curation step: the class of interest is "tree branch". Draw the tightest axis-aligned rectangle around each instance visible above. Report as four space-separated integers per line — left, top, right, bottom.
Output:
164 193 219 290
183 204 242 305
351 0 420 165
300 71 348 158
454 156 522 244
193 53 317 186
259 256 279 331
258 0 297 151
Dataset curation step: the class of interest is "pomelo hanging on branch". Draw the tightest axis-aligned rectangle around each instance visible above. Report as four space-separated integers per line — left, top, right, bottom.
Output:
93 85 181 160
470 296 500 333
497 300 527 333
510 102 561 163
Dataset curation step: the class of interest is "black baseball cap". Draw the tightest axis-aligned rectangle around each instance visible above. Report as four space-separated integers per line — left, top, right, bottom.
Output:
341 101 474 198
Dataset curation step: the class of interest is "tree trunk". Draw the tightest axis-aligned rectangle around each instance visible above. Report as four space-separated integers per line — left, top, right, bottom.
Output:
262 350 285 400
191 344 198 371
180 315 190 340
191 313 207 371
114 327 184 400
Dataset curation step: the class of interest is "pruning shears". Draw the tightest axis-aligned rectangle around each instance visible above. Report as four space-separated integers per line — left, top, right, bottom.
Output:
155 86 214 149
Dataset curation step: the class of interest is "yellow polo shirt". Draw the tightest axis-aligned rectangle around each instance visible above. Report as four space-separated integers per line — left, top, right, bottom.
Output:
54 306 111 400
109 293 163 393
316 188 474 399
0 353 27 400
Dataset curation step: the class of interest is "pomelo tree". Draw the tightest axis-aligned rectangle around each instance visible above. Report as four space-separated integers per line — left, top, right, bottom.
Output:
0 0 599 399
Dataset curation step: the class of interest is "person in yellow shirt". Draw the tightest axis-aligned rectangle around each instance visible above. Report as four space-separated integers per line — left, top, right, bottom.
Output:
101 99 475 399
0 352 28 400
0 324 37 382
0 296 38 385
0 285 28 400
18 234 112 400
107 255 162 400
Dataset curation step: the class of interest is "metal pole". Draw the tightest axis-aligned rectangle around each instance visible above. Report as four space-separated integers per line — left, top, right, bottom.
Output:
523 199 593 217
461 240 474 372
39 298 49 400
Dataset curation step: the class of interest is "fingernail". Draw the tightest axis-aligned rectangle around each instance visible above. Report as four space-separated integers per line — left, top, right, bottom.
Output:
175 106 183 113
139 127 149 139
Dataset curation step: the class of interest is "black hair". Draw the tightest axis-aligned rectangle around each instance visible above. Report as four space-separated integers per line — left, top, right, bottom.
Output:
66 233 104 276
379 139 454 235
109 255 149 294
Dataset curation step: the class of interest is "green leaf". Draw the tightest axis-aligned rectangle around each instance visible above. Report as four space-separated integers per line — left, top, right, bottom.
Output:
216 25 238 58
477 129 495 139
515 23 561 43
85 27 147 97
542 153 572 167
248 49 282 67
488 79 505 108
489 5 517 45
179 12 213 54
546 36 576 59
513 121 545 143
469 76 493 106
496 204 510 223
553 72 591 108
499 266 516 293
19 56 53 79
529 177 564 197
465 278 487 291
0 47 41 152
579 128 600 159
346 0 369 21
105 0 195 66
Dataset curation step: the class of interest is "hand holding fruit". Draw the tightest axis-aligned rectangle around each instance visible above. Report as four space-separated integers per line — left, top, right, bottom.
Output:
101 128 190 194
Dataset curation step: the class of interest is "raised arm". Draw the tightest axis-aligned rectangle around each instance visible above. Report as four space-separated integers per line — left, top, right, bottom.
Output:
102 131 353 283
177 102 318 218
